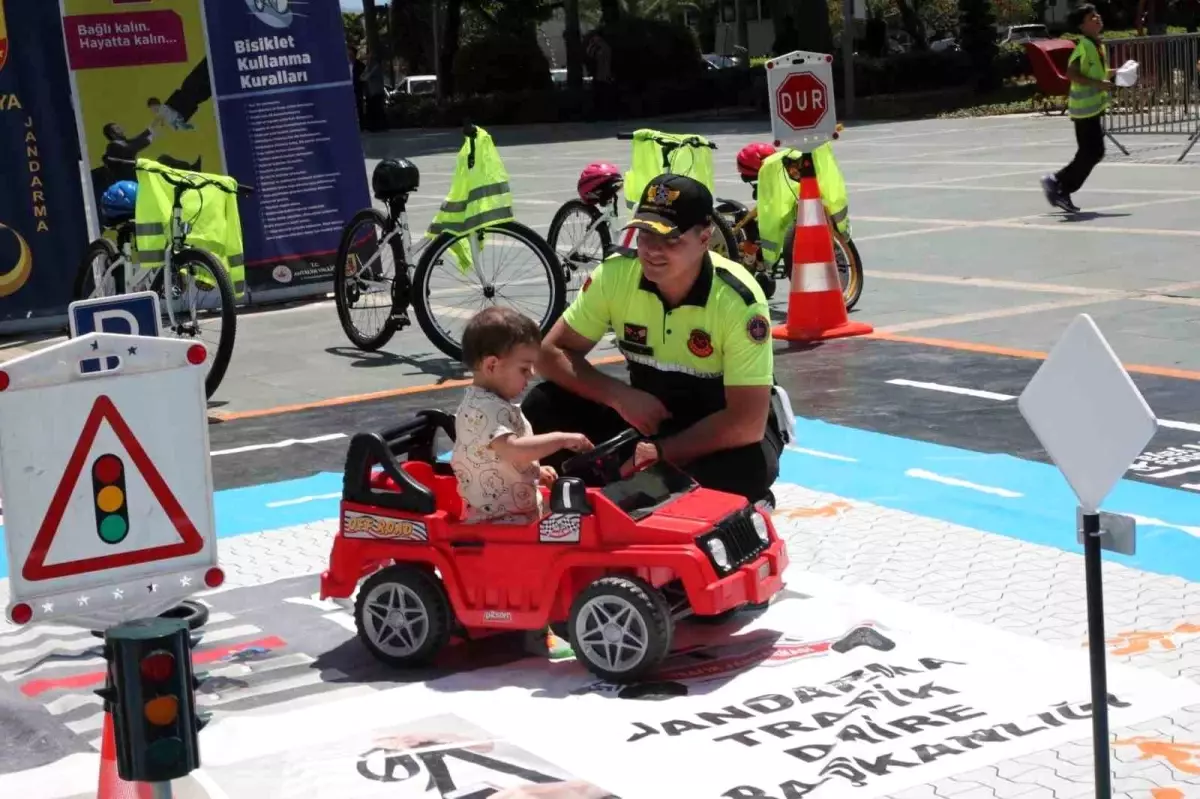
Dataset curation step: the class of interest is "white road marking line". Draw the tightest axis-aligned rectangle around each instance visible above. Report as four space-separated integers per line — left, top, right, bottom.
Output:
1182 483 1200 491
211 433 347 457
46 693 102 716
887 379 1016 401
1128 514 1200 539
198 671 331 707
0 624 264 680
785 445 857 463
888 379 1200 442
267 492 341 508
66 714 106 734
207 652 314 679
905 468 1023 498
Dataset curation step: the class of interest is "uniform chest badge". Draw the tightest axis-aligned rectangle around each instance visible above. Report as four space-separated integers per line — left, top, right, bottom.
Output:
688 328 713 358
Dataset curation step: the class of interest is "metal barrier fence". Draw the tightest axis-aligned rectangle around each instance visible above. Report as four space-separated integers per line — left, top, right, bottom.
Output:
1105 32 1200 161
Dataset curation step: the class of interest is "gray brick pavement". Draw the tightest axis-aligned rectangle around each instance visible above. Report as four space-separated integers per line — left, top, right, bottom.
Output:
770 482 1200 799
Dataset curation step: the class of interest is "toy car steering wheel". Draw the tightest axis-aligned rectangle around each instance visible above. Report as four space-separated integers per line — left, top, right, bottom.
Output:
561 428 643 483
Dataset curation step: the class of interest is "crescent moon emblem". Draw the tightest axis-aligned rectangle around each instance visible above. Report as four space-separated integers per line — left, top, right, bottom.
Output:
0 223 33 298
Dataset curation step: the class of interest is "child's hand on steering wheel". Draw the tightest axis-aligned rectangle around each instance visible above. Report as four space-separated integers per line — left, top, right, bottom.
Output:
620 440 660 478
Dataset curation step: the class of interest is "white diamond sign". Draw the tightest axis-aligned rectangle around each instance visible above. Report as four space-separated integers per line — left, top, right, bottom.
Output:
1018 314 1158 512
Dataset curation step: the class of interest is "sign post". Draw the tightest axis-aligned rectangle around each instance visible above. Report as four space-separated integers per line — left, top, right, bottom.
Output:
1018 313 1158 799
766 50 839 151
0 331 220 795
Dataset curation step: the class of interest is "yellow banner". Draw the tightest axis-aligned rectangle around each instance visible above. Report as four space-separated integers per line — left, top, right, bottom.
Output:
60 0 223 212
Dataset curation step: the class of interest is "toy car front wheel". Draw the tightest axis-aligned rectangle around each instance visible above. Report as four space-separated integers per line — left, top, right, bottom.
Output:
354 564 452 668
568 575 673 683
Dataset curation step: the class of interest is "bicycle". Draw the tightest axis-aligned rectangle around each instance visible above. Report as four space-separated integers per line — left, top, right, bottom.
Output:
333 123 565 362
715 151 864 310
74 158 252 398
546 130 739 296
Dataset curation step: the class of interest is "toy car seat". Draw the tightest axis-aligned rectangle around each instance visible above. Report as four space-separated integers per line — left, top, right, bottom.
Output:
370 463 463 521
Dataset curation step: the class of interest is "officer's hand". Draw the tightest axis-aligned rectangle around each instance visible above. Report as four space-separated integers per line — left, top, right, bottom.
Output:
614 387 671 435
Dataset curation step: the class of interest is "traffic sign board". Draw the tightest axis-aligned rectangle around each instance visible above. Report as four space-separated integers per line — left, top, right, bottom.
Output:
0 332 220 630
1018 313 1158 512
766 50 839 151
68 292 161 374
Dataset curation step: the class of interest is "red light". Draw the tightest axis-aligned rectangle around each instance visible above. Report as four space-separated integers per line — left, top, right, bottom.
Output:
93 454 123 484
9 603 31 625
140 651 175 682
187 344 207 365
204 567 225 588
0 371 9 392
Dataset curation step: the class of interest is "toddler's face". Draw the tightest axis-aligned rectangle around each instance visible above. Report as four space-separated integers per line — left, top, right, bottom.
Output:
479 343 539 400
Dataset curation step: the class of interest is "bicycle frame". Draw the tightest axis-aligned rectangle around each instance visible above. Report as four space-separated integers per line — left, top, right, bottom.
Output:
91 169 238 335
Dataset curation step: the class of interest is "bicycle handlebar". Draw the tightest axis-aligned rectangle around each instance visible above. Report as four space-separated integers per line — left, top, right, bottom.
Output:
106 157 254 195
614 132 718 150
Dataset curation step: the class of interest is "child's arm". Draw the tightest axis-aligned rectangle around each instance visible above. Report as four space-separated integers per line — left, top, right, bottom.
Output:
491 431 592 466
1067 60 1114 90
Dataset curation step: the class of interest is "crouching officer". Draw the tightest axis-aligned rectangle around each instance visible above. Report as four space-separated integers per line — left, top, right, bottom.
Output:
521 173 787 505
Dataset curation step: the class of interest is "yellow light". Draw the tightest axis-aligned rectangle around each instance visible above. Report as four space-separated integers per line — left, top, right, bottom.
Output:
144 695 178 726
97 486 125 513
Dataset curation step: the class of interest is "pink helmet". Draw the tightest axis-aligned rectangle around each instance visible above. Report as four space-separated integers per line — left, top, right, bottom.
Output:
577 162 623 203
736 142 777 182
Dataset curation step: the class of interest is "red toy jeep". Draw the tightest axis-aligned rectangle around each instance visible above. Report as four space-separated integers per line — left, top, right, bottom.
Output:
319 409 788 683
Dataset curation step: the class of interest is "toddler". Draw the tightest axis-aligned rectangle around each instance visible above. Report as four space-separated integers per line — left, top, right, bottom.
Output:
451 306 593 659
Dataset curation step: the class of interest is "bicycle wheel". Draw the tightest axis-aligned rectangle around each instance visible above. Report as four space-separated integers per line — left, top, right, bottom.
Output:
547 199 610 295
411 220 566 363
163 248 237 398
707 213 739 261
334 208 402 351
73 238 123 300
834 231 865 311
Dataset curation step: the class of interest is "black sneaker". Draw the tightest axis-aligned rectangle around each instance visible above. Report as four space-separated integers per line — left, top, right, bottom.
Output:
1040 175 1060 208
1058 194 1081 214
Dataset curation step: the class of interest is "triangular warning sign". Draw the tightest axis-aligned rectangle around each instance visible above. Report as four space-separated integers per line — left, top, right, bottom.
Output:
22 394 204 581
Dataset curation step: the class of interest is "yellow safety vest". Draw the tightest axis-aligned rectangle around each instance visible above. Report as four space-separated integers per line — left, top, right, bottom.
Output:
756 143 850 266
1068 36 1109 120
623 129 717 211
427 126 514 271
133 159 246 299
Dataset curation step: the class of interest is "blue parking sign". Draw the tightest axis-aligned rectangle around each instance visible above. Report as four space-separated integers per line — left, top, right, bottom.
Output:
68 292 162 373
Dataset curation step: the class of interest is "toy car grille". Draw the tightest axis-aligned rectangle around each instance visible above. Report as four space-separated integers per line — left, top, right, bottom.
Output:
715 508 767 567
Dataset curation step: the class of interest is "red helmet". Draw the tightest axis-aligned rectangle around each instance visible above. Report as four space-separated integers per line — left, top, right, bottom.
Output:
577 162 622 203
736 142 777 182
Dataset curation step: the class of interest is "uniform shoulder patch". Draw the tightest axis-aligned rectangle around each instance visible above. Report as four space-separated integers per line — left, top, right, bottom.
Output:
715 266 757 306
746 313 770 343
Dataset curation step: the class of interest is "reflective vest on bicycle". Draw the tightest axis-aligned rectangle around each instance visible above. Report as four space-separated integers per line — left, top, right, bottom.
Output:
133 159 247 299
427 126 514 270
623 129 716 212
756 144 850 267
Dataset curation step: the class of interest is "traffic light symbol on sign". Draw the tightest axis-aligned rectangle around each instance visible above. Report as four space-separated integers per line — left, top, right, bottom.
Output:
92 453 129 545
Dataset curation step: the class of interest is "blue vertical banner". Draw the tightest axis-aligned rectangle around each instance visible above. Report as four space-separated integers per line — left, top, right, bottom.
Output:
202 0 370 300
0 0 89 329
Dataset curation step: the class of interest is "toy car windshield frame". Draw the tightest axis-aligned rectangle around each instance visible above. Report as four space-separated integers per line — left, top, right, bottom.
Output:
599 458 698 520
342 409 456 515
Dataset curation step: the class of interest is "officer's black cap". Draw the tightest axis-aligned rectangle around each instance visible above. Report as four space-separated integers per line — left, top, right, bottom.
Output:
623 173 713 239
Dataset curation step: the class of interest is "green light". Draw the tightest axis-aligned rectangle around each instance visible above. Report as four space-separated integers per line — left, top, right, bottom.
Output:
98 514 128 544
145 737 185 768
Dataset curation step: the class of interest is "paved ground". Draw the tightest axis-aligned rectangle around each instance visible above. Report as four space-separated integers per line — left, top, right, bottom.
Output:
2 113 1200 797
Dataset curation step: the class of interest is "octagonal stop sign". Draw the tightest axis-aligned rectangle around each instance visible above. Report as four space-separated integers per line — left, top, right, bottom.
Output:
766 50 838 150
776 73 829 130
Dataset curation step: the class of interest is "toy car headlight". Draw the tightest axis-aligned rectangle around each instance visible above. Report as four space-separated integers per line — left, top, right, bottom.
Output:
751 512 770 543
707 538 730 570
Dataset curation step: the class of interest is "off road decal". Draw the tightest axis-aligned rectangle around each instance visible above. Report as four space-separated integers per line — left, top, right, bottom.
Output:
539 513 581 543
342 510 428 541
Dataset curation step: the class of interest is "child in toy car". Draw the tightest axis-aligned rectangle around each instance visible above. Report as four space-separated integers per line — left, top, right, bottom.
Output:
452 307 596 659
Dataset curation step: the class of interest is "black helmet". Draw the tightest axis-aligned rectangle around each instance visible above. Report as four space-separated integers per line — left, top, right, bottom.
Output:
372 158 420 200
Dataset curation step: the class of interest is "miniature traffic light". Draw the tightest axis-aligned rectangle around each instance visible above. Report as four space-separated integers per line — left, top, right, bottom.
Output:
92 453 129 545
105 617 210 783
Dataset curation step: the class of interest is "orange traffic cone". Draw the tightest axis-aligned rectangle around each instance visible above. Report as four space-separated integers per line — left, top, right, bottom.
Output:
771 154 873 343
97 710 156 799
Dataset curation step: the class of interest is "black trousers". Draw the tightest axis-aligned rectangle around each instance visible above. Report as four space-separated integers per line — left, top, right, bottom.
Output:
1056 115 1106 195
521 382 782 503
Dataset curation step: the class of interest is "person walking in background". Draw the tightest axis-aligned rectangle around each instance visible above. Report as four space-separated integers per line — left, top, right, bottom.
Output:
1041 4 1116 214
349 47 366 126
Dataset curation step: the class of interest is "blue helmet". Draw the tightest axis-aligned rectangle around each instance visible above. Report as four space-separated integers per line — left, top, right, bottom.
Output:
101 180 138 219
